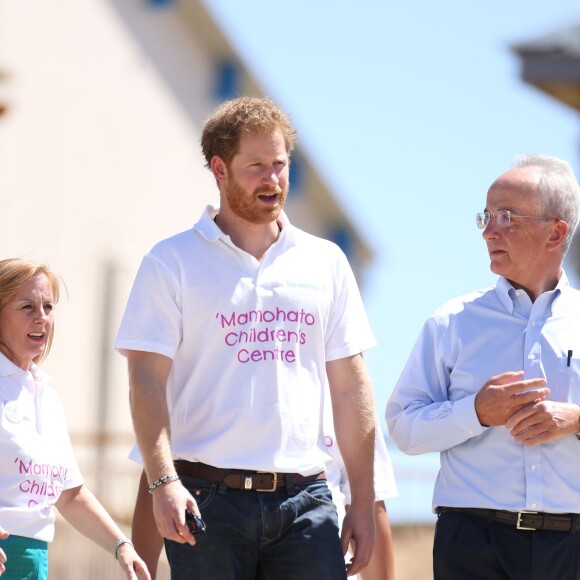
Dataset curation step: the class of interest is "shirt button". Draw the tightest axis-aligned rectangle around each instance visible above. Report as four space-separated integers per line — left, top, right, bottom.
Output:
531 502 537 509
467 429 474 436
530 321 536 327
530 465 537 471
528 354 535 360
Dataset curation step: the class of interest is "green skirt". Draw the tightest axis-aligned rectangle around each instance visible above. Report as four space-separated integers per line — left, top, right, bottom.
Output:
0 535 48 580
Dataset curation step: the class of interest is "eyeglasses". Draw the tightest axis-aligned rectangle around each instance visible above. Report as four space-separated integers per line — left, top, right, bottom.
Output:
475 210 559 230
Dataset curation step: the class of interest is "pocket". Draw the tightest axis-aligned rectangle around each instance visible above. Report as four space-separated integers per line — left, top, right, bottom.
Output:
299 481 336 508
556 357 580 403
180 476 217 510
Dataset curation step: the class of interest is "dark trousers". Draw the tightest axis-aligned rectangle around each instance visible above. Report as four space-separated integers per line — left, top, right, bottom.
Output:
434 510 580 580
165 476 347 580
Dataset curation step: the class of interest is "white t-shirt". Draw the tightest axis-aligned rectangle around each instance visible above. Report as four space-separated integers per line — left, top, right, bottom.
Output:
324 408 398 526
0 353 83 542
116 206 376 475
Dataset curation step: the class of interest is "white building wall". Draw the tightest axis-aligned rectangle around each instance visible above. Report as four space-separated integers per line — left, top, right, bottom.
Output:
0 0 217 497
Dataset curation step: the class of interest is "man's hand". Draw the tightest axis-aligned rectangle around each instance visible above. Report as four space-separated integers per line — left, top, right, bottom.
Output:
152 480 200 546
506 401 580 445
474 371 549 426
341 501 375 577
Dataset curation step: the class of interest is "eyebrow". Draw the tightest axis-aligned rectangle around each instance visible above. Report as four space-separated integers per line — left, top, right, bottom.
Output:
484 207 515 213
14 296 53 303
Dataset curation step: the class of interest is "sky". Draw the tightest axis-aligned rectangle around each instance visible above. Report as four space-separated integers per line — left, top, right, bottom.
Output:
203 0 580 422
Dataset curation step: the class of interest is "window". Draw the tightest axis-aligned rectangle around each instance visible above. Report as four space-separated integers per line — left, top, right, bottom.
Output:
145 0 174 7
214 60 239 102
329 226 353 258
289 152 304 194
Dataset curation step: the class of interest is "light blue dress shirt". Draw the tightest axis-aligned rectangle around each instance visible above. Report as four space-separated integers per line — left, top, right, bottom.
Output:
386 272 580 514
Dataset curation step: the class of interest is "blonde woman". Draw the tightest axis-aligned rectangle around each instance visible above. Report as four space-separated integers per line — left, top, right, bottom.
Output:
0 258 150 580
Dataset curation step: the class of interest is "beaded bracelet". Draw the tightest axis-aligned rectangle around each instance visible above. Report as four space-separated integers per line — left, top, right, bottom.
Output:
148 474 180 494
112 538 133 560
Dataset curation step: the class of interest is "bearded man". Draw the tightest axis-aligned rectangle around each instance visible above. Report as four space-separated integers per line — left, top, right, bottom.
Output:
115 97 377 579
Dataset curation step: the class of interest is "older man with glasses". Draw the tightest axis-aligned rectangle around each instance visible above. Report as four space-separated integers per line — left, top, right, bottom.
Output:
387 154 580 580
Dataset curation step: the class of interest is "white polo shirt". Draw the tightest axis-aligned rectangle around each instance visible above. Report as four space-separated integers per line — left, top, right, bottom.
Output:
324 407 398 526
0 353 83 541
116 206 376 475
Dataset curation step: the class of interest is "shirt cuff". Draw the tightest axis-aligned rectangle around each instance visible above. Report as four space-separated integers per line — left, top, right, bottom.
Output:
453 394 486 439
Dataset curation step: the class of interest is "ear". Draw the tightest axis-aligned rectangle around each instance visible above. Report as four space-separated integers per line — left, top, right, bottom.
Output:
546 220 569 252
210 156 228 183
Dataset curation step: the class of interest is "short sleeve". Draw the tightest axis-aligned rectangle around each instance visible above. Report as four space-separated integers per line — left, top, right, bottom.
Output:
324 251 376 362
114 254 182 359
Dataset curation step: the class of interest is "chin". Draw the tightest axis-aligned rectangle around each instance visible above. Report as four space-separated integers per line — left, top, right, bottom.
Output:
256 208 282 224
269 207 283 220
489 259 506 276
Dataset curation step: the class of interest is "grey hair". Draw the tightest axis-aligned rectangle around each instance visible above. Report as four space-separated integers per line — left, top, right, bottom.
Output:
513 154 580 255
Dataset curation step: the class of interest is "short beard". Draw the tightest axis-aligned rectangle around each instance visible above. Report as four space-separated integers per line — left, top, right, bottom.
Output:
225 177 288 225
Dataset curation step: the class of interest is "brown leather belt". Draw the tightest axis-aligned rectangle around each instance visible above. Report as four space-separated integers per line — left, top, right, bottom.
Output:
174 460 325 493
437 507 580 532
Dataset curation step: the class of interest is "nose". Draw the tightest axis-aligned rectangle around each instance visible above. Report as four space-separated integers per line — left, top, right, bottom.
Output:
482 220 499 241
34 307 49 322
262 167 280 185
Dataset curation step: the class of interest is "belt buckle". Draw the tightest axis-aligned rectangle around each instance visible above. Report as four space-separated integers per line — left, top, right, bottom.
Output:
255 471 277 492
516 510 537 531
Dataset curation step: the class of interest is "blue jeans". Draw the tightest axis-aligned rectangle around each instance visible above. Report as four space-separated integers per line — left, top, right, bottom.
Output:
164 476 347 580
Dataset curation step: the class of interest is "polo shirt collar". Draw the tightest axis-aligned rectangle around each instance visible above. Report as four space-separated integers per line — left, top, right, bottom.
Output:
193 205 292 242
0 351 26 376
193 205 220 241
0 351 50 385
